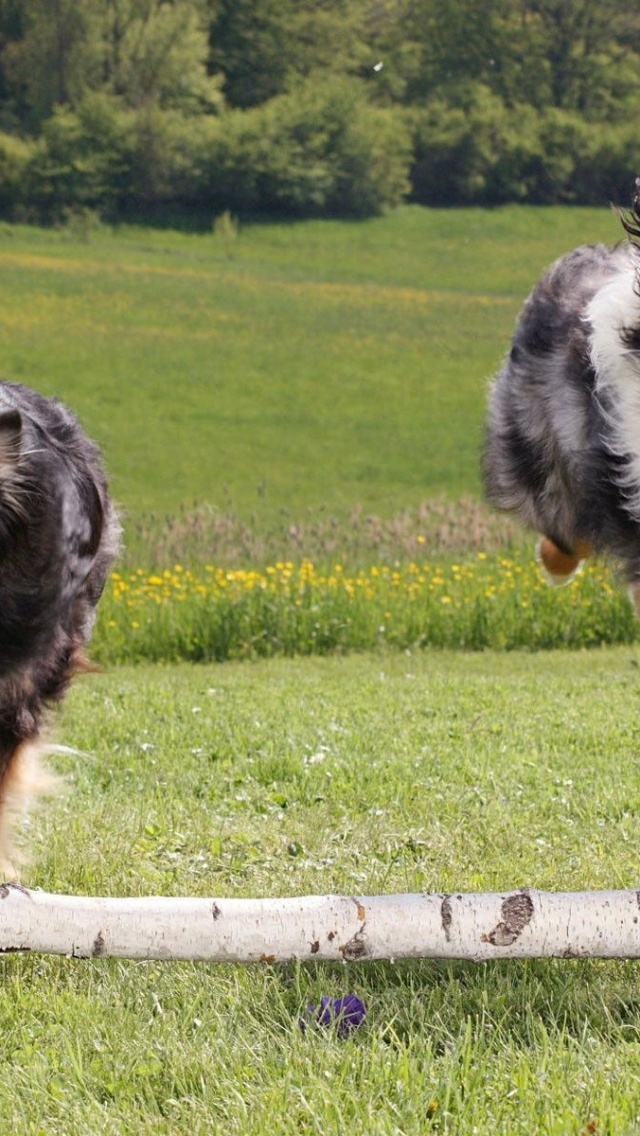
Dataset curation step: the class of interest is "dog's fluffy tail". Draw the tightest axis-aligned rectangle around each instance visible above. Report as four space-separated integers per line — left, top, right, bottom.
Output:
0 738 60 877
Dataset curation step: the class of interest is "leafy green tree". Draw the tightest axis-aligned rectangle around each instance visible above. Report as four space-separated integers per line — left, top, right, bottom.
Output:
394 0 640 118
391 0 526 106
0 0 26 126
519 0 640 118
99 0 223 112
2 0 102 125
2 0 222 128
206 0 370 108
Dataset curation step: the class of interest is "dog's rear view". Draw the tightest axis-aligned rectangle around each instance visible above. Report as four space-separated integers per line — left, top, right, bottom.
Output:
0 381 119 873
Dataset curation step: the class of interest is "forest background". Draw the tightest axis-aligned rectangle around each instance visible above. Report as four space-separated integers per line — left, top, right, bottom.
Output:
0 0 638 223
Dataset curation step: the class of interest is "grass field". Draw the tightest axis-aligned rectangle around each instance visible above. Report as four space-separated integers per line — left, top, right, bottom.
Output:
3 648 640 1135
0 205 622 528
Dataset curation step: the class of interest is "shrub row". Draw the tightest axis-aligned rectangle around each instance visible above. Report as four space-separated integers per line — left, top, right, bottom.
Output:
0 79 411 222
0 79 636 222
410 85 639 207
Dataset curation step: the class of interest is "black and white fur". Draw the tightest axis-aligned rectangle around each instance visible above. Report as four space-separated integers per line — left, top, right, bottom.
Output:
484 185 640 598
0 381 119 871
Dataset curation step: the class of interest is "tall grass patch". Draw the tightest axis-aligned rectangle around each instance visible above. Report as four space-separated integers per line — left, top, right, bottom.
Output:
93 548 637 664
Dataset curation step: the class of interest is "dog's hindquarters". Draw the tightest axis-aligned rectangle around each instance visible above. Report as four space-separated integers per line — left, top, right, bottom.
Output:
483 242 632 571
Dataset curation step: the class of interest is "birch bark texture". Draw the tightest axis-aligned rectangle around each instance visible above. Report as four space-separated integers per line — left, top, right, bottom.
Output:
2 885 640 962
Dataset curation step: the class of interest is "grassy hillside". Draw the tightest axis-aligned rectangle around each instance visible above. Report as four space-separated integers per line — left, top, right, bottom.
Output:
0 206 622 525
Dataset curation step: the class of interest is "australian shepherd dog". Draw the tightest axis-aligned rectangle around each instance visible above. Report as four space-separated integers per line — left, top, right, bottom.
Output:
0 381 119 873
484 182 640 608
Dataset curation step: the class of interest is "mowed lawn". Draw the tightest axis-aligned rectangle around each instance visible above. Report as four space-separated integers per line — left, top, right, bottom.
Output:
3 648 640 1134
0 205 622 521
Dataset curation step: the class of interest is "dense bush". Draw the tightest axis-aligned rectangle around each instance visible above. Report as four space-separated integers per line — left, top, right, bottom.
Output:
26 95 133 218
0 78 411 222
410 84 640 208
0 76 637 221
205 77 412 218
410 86 540 205
0 130 37 215
16 93 219 220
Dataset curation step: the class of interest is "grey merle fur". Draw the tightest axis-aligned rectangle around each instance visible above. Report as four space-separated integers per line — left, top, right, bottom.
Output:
0 381 119 860
484 193 640 582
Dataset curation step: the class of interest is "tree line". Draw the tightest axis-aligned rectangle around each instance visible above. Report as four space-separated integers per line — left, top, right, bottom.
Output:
0 0 638 223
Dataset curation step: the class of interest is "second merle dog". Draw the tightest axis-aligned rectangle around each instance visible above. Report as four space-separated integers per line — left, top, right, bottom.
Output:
484 183 640 603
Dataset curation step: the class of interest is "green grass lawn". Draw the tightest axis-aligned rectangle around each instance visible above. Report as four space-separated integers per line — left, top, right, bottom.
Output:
3 646 640 1134
0 205 622 526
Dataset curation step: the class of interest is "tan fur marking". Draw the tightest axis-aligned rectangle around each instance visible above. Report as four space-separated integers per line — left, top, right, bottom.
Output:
0 740 61 878
539 536 592 579
630 582 640 621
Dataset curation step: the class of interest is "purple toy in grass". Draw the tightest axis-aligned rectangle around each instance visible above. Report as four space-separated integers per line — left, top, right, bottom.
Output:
299 995 366 1038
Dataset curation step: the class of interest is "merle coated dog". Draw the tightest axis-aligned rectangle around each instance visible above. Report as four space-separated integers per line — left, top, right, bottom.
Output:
0 381 119 872
484 184 640 604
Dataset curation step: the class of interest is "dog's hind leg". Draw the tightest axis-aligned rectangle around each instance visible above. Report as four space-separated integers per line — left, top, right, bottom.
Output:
628 581 640 620
0 736 52 878
536 536 592 587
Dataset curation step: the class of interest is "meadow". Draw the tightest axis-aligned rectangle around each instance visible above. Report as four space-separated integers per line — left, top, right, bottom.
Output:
0 204 622 524
3 205 640 1135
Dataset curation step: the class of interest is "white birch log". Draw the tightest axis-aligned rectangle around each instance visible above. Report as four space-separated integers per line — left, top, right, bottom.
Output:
2 884 640 962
